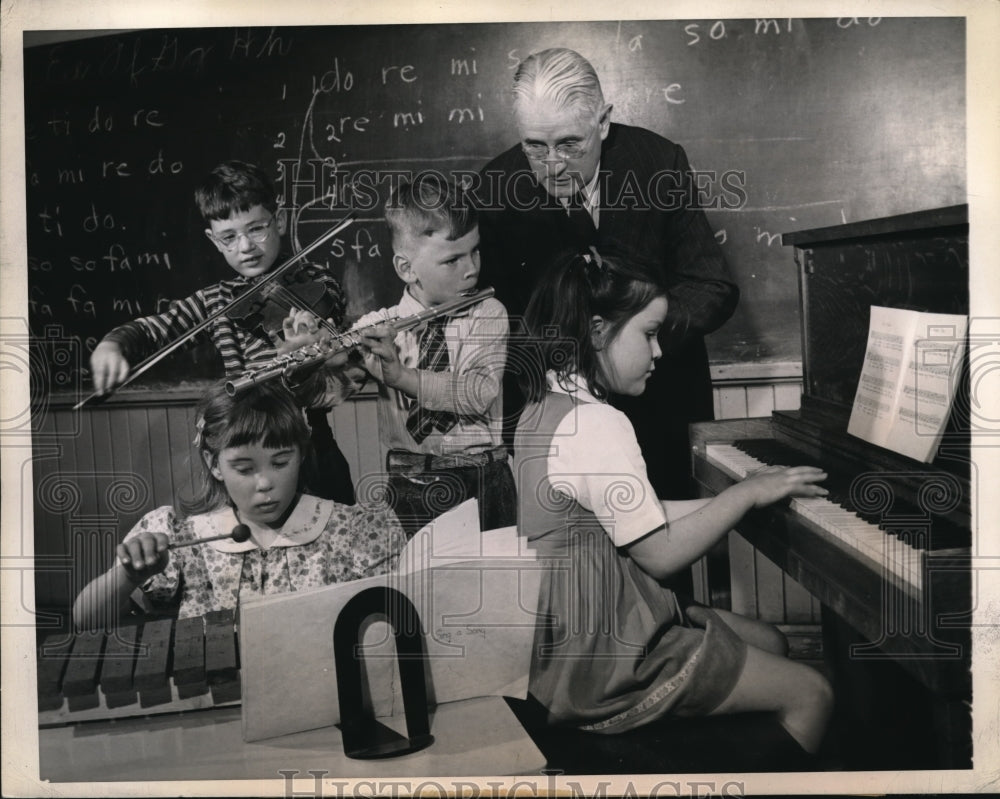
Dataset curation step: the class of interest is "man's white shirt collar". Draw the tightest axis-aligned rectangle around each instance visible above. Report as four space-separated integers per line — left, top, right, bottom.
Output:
559 164 601 226
580 163 601 217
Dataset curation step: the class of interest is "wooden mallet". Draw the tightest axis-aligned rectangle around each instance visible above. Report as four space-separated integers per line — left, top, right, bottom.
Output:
169 524 252 550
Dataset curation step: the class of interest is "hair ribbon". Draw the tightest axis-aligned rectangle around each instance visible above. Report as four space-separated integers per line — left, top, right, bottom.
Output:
192 416 206 448
580 245 605 279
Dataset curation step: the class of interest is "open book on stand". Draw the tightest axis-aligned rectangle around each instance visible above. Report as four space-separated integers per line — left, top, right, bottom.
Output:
847 305 968 463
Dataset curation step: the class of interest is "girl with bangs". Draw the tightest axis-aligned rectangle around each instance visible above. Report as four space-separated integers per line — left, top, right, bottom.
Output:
73 381 405 627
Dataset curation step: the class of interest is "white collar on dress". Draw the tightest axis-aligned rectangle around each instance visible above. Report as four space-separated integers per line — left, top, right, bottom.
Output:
192 494 333 552
546 371 603 404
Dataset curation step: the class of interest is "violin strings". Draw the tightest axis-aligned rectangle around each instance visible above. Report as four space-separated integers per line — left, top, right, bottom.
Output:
267 284 343 338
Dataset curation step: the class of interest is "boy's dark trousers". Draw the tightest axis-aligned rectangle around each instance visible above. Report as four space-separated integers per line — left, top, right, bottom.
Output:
386 446 516 538
304 408 356 505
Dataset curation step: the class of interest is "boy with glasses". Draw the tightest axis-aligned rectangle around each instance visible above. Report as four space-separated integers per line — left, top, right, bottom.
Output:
89 160 358 505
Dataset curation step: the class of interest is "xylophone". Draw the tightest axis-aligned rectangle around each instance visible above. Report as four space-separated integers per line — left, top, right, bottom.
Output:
37 609 241 726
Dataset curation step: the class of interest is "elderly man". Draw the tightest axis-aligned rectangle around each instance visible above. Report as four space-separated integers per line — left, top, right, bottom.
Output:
475 47 738 501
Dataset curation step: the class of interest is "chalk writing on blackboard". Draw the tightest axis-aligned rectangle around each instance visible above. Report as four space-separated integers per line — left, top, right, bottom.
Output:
23 19 967 391
684 21 729 45
837 18 882 29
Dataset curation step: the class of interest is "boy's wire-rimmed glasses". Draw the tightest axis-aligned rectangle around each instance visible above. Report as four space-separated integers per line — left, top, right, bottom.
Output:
210 215 275 251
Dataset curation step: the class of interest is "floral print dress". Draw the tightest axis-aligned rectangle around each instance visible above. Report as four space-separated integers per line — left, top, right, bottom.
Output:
123 495 405 618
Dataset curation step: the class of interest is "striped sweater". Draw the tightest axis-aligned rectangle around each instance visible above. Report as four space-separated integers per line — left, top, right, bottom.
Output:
102 262 354 406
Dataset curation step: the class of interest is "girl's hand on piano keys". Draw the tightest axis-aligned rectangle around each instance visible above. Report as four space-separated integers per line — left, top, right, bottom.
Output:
740 465 828 508
116 531 170 583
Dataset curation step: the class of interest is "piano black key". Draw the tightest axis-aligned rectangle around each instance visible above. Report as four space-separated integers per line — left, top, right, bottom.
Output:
705 443 926 592
733 438 970 551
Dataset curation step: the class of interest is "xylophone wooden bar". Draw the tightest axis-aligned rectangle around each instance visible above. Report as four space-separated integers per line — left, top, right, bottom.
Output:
133 618 173 691
62 630 104 696
172 615 207 691
204 609 240 703
36 635 74 712
62 630 105 711
204 609 238 681
99 625 139 708
36 613 241 725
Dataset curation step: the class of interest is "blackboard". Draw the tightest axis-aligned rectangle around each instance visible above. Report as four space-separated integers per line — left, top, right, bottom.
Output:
23 18 966 394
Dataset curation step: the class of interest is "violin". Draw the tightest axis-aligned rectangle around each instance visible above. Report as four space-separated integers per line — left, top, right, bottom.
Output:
73 213 354 409
225 259 343 341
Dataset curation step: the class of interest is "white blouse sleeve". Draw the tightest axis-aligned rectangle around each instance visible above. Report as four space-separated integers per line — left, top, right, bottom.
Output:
547 403 666 547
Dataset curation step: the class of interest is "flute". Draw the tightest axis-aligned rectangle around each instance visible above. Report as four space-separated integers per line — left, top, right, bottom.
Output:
224 287 495 397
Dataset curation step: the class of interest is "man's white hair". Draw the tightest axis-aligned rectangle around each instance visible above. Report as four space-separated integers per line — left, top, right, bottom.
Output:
512 47 605 118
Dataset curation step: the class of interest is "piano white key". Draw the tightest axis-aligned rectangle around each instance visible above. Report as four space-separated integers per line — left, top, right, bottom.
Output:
899 539 924 593
703 444 765 480
793 498 877 554
890 531 925 589
800 498 904 577
886 538 916 592
706 444 923 593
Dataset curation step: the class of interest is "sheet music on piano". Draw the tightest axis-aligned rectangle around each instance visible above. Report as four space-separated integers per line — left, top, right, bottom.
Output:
847 305 968 463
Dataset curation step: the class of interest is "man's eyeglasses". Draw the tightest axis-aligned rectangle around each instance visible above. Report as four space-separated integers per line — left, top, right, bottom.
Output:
210 216 275 251
521 141 589 162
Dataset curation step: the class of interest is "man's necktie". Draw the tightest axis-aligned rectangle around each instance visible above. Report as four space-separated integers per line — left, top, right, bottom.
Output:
406 317 459 443
565 190 597 244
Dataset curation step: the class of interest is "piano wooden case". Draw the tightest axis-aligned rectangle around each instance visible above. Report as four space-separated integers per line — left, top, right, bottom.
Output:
691 205 973 770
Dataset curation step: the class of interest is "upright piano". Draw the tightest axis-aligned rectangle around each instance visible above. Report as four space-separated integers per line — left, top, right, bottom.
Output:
691 205 972 770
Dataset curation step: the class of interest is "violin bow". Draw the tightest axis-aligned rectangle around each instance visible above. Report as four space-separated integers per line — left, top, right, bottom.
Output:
74 212 355 410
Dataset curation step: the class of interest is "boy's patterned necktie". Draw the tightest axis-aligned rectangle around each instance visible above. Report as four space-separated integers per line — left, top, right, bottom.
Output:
406 317 459 443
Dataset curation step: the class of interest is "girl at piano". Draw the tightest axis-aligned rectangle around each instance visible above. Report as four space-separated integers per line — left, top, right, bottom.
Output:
73 381 406 628
513 246 834 755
